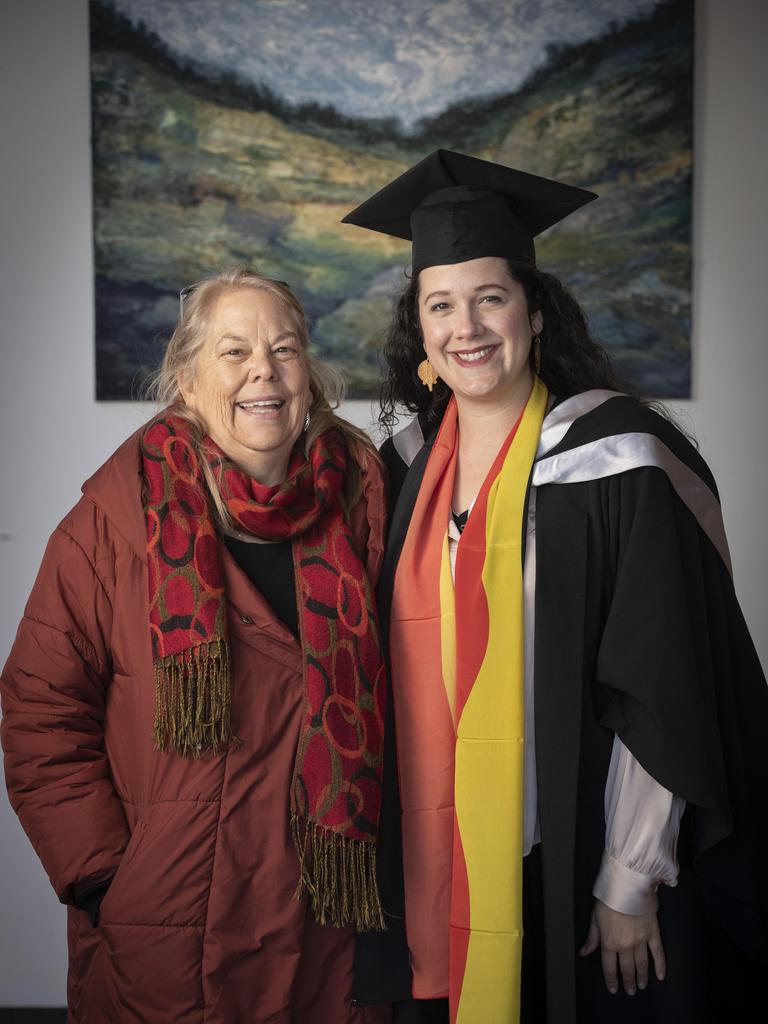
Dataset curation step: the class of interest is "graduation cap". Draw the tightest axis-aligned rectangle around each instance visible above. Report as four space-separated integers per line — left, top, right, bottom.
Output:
342 149 597 273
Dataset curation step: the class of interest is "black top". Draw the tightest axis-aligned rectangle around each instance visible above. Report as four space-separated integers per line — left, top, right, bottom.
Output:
451 509 469 534
224 536 298 638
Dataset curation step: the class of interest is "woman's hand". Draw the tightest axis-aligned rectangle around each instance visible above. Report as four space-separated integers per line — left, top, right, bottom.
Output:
579 898 666 996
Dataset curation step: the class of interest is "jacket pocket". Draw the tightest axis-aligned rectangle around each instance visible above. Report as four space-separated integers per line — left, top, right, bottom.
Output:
97 800 219 927
97 818 147 922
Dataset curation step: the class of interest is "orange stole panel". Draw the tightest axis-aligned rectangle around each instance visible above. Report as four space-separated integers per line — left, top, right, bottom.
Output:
389 407 459 997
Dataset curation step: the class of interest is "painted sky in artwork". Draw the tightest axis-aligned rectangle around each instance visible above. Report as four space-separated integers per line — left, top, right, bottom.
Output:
111 0 660 129
92 0 693 398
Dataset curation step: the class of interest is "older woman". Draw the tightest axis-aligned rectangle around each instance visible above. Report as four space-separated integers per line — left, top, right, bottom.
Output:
344 151 768 1023
1 268 391 1024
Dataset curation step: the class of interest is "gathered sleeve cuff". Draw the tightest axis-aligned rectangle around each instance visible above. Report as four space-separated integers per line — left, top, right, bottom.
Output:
592 736 686 916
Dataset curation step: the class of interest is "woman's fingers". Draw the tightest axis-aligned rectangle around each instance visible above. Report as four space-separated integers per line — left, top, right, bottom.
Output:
648 922 667 981
635 944 650 990
584 900 667 995
578 912 600 956
601 946 619 995
600 945 649 997
619 948 637 995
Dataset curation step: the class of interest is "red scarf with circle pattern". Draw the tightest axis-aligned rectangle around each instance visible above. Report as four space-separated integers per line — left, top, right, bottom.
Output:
141 413 385 930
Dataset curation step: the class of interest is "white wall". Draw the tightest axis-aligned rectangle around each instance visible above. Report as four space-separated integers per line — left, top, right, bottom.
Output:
1 0 766 1006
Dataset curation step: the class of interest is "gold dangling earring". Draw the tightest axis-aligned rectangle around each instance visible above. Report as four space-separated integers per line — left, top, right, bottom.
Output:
533 335 542 375
417 358 439 393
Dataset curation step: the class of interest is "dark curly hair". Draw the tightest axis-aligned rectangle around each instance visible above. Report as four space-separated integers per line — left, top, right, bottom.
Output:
379 259 634 433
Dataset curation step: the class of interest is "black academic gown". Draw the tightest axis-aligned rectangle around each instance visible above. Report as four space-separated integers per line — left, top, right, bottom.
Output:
354 392 768 1023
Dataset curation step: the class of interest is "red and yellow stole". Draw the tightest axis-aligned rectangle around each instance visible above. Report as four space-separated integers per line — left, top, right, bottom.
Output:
389 377 547 1022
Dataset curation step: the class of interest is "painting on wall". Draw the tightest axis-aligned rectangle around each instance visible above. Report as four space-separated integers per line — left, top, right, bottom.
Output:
90 0 694 400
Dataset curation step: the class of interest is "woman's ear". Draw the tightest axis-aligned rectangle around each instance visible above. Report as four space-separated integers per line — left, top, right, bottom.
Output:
531 310 544 336
177 366 195 407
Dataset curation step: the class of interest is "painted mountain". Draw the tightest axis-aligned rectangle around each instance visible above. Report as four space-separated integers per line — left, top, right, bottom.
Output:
90 0 693 399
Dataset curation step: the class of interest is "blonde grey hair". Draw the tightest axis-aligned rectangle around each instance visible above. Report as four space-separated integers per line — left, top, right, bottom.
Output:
147 267 376 519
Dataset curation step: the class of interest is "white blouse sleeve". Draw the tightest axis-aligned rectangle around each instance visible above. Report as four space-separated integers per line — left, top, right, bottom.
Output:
592 736 686 915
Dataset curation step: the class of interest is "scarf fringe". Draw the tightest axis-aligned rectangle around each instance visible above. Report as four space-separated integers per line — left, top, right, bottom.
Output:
153 639 240 757
291 813 385 932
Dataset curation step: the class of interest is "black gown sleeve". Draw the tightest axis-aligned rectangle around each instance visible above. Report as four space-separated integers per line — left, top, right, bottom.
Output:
593 465 768 960
378 436 410 516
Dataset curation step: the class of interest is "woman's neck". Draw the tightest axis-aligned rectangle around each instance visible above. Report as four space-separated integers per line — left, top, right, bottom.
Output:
212 437 292 487
452 390 530 513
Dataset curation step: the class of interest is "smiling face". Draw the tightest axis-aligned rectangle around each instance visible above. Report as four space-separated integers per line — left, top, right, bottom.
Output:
179 286 311 484
418 256 542 416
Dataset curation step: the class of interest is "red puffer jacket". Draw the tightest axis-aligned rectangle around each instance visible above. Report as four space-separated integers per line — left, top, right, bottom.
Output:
1 425 390 1024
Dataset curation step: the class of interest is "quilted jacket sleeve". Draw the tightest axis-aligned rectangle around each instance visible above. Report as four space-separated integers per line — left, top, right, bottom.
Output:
1 503 130 905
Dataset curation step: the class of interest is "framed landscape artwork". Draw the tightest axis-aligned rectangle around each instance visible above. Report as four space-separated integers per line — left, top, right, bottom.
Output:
91 0 694 400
